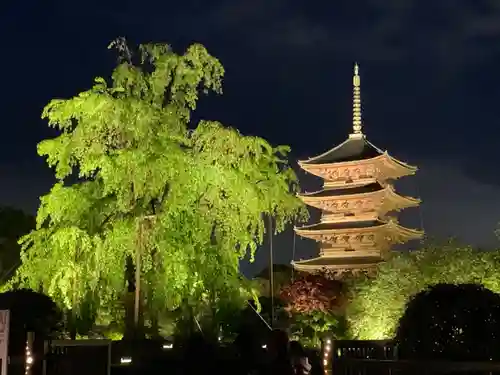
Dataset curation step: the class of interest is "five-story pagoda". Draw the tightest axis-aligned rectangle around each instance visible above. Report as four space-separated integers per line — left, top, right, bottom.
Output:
292 64 424 274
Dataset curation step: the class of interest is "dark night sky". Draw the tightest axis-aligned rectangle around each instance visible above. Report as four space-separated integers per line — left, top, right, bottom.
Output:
1 0 500 275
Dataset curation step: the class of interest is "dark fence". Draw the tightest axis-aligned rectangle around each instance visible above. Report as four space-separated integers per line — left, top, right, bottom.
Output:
43 340 111 375
333 340 397 361
332 340 500 375
40 339 176 375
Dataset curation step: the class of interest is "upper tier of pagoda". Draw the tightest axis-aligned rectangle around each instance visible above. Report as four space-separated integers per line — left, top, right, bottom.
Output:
298 136 417 186
298 63 417 186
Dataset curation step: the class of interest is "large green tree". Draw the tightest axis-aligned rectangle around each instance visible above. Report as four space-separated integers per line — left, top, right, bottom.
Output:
11 39 306 334
348 240 500 340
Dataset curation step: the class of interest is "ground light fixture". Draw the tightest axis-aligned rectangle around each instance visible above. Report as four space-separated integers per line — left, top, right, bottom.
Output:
25 332 34 375
120 356 132 365
323 338 332 374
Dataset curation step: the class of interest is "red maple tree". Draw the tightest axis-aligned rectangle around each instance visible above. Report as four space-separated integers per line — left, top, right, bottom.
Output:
280 272 346 315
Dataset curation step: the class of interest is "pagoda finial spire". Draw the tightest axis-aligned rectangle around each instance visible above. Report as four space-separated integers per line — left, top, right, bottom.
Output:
351 62 363 137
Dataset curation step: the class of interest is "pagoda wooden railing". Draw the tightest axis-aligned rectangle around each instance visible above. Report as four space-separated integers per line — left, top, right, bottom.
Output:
331 340 500 375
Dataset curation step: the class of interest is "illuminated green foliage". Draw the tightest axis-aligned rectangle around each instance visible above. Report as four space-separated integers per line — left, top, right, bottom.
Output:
280 272 348 347
289 311 347 348
12 39 307 328
348 240 500 340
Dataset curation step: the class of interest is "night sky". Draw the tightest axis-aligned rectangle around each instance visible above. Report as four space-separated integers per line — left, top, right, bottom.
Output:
1 1 500 275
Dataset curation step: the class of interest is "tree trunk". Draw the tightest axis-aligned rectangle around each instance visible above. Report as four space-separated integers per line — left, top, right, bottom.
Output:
151 314 160 338
68 309 77 340
70 270 77 340
132 216 155 339
134 228 141 330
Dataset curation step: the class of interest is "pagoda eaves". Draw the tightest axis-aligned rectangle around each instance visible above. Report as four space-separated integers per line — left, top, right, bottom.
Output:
294 219 423 246
298 183 420 217
292 256 382 273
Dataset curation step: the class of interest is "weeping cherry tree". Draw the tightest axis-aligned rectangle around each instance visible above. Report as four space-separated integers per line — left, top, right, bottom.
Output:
11 39 307 336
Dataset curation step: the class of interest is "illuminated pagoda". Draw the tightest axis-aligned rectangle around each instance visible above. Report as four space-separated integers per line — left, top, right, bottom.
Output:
292 64 423 274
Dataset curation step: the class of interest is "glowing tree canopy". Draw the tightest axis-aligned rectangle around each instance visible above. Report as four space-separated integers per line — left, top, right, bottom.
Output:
11 39 306 325
348 240 500 340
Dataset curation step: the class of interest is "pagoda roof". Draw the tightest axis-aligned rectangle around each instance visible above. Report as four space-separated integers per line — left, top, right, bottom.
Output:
292 256 382 270
297 220 385 231
295 219 424 242
298 183 421 212
300 182 384 197
298 136 417 175
300 135 382 165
